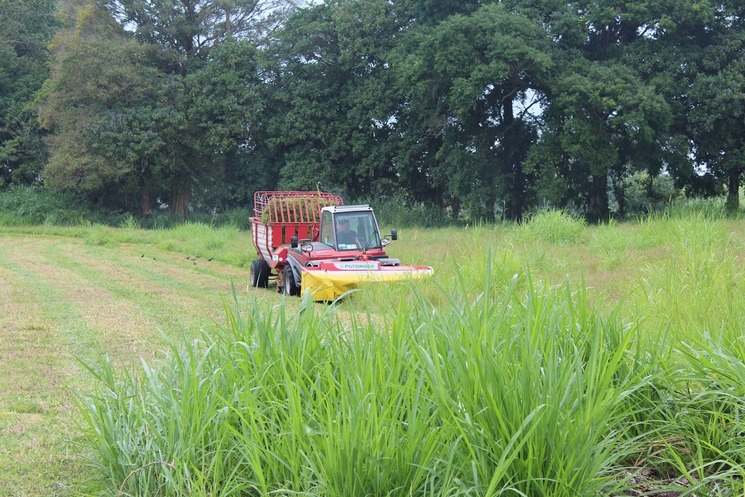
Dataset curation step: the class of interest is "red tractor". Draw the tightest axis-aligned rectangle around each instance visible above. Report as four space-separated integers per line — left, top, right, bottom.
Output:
249 191 433 301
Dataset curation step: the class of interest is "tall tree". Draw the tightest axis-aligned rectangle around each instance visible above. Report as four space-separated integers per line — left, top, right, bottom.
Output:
524 0 672 221
40 0 298 215
676 1 745 211
0 0 58 187
394 2 552 219
266 0 403 199
100 0 295 56
187 38 277 209
38 1 174 213
527 59 670 221
689 44 745 211
97 0 299 214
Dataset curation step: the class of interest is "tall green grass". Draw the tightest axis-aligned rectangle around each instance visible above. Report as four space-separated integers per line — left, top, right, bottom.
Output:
664 197 734 220
668 335 745 494
78 263 686 496
520 208 587 245
0 186 91 225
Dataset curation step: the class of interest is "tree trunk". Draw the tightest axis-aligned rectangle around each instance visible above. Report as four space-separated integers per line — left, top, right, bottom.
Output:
171 171 191 216
141 183 152 216
587 173 609 223
140 168 152 216
502 93 525 221
726 168 740 213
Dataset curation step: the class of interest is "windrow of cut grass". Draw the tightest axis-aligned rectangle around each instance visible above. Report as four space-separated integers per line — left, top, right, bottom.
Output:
77 251 745 496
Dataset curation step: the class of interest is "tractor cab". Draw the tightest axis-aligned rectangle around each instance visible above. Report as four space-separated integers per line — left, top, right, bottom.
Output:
318 205 393 252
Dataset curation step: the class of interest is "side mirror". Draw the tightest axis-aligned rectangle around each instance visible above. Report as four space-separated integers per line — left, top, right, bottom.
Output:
382 228 397 246
290 236 298 248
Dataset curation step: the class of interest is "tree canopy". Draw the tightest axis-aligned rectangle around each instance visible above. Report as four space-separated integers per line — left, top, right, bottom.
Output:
0 0 57 187
2 0 743 220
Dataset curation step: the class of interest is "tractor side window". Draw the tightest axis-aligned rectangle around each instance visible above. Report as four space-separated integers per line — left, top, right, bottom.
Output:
320 211 334 246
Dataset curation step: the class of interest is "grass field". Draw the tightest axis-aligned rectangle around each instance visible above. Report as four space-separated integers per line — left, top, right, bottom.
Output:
1 209 745 495
0 228 259 495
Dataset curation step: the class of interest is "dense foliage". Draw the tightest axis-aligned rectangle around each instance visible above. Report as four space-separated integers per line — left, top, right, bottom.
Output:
0 0 57 187
1 0 744 220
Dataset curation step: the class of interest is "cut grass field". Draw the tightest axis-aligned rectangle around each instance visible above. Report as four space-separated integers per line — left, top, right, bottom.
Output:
1 209 745 495
0 231 258 495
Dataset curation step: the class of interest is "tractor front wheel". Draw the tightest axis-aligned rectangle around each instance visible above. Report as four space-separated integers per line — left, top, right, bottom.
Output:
250 258 270 288
283 267 299 296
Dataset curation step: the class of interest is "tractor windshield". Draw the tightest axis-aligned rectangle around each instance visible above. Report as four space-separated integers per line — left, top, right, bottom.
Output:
334 212 381 251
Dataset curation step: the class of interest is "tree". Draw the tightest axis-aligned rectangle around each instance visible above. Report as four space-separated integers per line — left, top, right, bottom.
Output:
678 2 745 211
99 0 296 57
39 0 298 215
0 0 58 187
96 0 299 214
38 1 175 213
528 58 670 221
589 0 745 212
187 38 277 209
524 0 672 221
394 2 552 220
266 0 403 199
689 48 745 211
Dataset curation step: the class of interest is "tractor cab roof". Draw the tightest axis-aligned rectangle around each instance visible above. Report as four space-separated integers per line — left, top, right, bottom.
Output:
321 204 372 214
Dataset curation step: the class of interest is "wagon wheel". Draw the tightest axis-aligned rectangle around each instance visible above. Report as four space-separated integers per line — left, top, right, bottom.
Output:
250 258 270 288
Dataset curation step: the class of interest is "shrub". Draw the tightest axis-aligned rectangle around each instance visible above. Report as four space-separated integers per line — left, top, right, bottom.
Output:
521 208 587 244
0 186 91 225
615 171 680 217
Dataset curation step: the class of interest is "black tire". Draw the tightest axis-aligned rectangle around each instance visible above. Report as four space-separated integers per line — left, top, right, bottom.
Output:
250 258 270 288
283 266 299 296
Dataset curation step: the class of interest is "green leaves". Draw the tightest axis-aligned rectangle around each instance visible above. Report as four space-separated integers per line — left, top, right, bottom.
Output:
38 5 173 209
394 3 552 219
267 0 402 198
0 0 57 187
37 0 298 213
78 264 662 496
4 0 745 218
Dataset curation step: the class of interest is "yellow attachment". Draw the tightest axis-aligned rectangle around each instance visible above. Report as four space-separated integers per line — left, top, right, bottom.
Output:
301 267 433 301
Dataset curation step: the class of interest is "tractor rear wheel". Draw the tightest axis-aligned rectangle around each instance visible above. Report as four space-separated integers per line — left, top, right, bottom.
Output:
250 258 270 288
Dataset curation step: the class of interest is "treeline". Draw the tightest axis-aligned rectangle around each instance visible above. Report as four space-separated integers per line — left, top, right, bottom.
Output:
1 0 743 222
